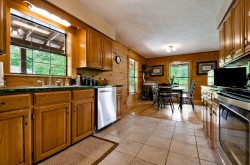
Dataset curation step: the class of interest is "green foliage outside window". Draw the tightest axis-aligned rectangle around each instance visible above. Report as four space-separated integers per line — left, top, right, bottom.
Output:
170 64 189 90
10 45 66 76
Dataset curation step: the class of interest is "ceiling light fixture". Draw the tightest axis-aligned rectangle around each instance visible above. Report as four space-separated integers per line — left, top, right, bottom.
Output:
12 20 50 35
166 45 176 52
23 1 71 27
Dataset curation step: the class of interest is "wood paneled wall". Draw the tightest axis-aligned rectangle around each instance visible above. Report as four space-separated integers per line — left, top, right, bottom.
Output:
77 41 146 110
147 51 219 104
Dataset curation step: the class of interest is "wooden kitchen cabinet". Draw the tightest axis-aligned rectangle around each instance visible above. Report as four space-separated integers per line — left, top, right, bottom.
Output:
0 0 6 55
87 28 103 69
0 94 31 165
224 12 233 63
245 0 250 52
219 24 225 67
71 89 95 144
232 0 244 58
102 36 113 70
116 94 122 120
33 91 71 163
201 86 218 149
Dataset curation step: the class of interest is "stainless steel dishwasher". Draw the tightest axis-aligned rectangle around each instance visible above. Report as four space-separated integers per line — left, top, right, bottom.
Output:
96 87 116 131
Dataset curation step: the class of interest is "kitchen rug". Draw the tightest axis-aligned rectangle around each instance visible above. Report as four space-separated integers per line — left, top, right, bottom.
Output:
38 136 118 165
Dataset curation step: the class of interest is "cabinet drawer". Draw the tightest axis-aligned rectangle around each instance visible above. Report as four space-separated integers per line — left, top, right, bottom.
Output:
72 89 94 101
0 94 30 112
34 91 71 105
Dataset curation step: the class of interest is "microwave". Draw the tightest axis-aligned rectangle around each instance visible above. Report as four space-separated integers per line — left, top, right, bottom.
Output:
207 67 247 87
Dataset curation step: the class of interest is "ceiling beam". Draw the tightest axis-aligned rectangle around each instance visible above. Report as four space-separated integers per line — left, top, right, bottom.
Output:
43 32 59 45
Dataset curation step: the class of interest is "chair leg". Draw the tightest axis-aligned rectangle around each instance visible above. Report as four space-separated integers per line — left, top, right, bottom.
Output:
190 98 194 111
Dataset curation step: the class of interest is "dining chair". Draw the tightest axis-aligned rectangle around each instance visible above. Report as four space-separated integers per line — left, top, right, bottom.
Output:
178 80 196 111
158 83 174 112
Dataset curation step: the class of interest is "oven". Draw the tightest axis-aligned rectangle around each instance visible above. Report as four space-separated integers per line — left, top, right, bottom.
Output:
217 89 250 165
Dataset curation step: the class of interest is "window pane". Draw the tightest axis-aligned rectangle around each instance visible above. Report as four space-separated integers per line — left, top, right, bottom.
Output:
33 50 51 64
170 63 189 90
33 63 50 75
26 61 33 74
129 84 135 93
50 66 66 76
10 60 21 73
10 45 20 59
51 54 66 66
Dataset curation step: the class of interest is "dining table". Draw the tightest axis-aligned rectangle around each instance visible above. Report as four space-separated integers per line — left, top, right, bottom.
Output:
157 86 185 111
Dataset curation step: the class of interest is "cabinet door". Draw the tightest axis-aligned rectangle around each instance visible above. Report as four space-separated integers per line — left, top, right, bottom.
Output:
211 107 217 149
245 0 250 52
34 103 70 163
72 99 94 144
87 28 102 69
219 24 225 67
0 109 31 165
102 36 113 70
224 12 233 62
0 0 6 55
232 0 244 58
75 28 87 68
116 94 122 120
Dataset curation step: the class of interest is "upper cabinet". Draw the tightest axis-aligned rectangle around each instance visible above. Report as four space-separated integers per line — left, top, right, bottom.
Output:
232 0 244 58
219 0 249 67
245 0 250 52
0 0 6 55
219 24 225 66
76 27 113 70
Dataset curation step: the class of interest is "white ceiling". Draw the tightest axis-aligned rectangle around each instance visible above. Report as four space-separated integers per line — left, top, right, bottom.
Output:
78 0 223 58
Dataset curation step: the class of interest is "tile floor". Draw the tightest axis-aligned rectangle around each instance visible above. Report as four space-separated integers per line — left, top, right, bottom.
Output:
95 114 222 165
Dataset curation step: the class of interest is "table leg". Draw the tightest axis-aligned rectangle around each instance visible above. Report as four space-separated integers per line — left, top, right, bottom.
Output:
157 94 160 111
179 90 183 110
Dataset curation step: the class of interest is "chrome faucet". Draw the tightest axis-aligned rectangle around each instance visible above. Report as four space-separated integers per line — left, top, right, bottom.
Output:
48 66 66 86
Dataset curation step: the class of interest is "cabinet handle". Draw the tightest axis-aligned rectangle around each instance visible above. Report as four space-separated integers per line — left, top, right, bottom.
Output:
245 38 248 46
25 115 28 125
0 102 5 106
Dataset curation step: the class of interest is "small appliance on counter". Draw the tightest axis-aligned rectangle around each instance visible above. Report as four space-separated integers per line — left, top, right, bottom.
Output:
97 78 109 86
207 67 247 88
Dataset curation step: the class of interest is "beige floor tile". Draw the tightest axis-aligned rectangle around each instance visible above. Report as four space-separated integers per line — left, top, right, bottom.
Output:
115 139 143 157
156 124 175 132
100 134 124 143
130 158 156 165
195 129 206 137
127 118 145 125
196 136 211 148
172 133 196 145
151 130 173 140
175 122 194 129
166 152 200 165
134 126 155 135
174 127 194 136
170 141 198 158
145 135 171 150
108 128 133 138
159 120 176 126
126 131 151 144
98 150 134 165
136 145 168 165
143 117 162 123
198 146 220 163
140 121 159 129
193 124 203 129
200 160 222 165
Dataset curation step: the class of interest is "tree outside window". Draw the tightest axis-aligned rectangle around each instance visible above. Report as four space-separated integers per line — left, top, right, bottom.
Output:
169 63 189 90
129 58 138 94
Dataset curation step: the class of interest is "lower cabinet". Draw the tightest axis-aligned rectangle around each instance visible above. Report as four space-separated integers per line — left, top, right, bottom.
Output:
116 94 122 120
34 103 70 163
72 99 94 144
0 109 31 165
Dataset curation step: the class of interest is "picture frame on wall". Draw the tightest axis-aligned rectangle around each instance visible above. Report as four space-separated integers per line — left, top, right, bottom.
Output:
151 65 164 76
197 61 217 75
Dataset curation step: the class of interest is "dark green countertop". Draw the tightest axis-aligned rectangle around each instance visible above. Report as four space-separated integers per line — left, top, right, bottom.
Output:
0 85 124 95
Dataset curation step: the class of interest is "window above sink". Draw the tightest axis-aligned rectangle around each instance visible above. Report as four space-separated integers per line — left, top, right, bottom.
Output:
10 9 67 76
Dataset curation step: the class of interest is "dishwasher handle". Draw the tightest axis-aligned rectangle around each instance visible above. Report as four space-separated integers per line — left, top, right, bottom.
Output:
100 90 115 93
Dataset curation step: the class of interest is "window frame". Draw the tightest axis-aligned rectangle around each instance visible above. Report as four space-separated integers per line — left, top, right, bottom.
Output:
169 62 190 91
9 8 68 76
128 58 138 95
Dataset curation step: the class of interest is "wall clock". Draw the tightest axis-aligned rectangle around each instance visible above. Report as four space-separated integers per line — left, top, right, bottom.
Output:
115 55 121 64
